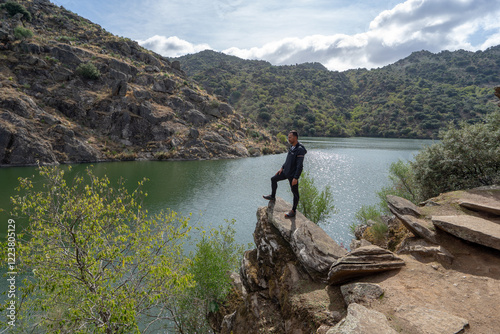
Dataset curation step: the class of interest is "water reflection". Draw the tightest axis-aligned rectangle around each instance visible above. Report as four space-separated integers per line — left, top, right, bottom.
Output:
0 137 432 249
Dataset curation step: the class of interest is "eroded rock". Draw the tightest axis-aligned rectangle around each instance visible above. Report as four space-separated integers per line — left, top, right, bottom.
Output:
328 245 405 285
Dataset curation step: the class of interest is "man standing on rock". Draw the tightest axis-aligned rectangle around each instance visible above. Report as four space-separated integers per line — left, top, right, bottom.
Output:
263 130 307 218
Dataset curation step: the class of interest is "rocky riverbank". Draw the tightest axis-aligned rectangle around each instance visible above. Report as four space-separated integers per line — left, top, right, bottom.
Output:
0 0 284 166
214 187 500 333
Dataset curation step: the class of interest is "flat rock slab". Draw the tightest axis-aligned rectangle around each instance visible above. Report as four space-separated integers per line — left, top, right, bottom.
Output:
459 199 500 216
432 215 500 251
387 195 422 217
328 245 405 285
326 303 397 334
267 198 347 280
458 187 500 216
395 305 469 334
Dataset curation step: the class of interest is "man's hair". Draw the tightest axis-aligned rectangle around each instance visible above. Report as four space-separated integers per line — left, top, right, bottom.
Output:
289 130 299 138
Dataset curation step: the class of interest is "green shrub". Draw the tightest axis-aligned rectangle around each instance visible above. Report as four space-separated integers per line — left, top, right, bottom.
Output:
1 1 32 21
76 62 101 80
276 132 288 144
298 171 336 224
13 26 33 40
365 221 389 245
176 221 247 333
354 204 383 225
412 110 500 199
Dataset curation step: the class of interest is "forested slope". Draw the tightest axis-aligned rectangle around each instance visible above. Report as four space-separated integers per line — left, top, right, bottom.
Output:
175 47 500 138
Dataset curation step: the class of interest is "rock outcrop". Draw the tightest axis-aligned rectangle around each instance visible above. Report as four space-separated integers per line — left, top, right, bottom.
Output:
0 1 284 165
217 188 500 333
266 198 347 281
222 198 348 334
389 186 500 252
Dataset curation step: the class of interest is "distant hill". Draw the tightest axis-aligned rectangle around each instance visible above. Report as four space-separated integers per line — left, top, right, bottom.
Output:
174 47 500 138
0 0 283 166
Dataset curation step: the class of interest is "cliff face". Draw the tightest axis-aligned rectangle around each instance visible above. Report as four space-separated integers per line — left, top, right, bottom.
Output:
0 0 283 166
218 190 500 334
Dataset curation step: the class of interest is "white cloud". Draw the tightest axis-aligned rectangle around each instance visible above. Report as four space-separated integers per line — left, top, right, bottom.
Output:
137 36 212 58
220 0 500 70
138 0 500 71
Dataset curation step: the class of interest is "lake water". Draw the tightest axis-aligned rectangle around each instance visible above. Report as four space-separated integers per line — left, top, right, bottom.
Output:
0 137 433 248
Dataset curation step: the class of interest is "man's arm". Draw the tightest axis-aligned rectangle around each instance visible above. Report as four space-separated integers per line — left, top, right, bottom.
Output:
293 147 306 179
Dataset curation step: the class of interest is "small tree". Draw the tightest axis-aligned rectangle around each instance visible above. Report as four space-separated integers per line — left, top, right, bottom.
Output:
5 166 193 333
376 159 420 208
298 171 336 224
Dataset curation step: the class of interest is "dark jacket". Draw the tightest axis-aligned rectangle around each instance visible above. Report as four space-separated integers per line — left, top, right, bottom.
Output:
282 142 307 179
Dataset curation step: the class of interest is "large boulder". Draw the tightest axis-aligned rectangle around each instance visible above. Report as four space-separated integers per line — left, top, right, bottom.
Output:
328 245 405 285
266 198 347 281
326 303 397 334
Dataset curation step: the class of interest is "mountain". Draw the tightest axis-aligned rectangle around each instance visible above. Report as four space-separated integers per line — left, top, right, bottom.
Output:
174 47 500 139
0 0 283 166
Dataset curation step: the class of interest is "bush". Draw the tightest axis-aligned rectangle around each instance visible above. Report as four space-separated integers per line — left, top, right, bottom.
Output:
13 26 33 40
276 132 288 144
76 62 101 80
1 1 32 21
354 204 383 225
298 171 336 224
175 221 247 333
412 110 500 199
364 221 389 245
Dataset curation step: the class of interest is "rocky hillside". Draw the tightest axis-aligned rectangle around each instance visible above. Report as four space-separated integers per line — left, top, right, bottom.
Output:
0 0 284 166
214 188 500 333
175 47 500 138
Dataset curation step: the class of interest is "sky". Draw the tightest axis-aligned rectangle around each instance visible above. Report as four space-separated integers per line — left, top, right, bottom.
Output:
51 0 500 71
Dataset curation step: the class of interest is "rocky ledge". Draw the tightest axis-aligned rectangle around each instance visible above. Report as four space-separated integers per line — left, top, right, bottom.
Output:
214 187 500 334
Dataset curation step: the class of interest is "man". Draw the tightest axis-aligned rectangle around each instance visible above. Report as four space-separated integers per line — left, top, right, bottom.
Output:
263 130 307 218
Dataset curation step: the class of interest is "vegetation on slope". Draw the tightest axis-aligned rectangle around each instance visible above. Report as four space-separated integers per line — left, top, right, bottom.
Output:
175 48 500 139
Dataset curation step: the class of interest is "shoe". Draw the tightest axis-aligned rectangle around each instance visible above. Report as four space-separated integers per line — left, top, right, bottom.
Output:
285 210 296 218
263 195 276 201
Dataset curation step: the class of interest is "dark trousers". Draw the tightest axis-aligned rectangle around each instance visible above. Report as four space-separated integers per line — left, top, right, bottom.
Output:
271 172 299 211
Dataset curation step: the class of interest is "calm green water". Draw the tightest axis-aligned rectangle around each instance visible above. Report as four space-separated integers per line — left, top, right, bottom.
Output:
0 137 433 248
